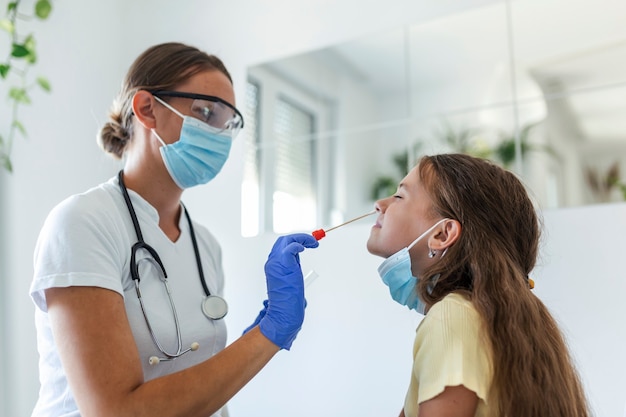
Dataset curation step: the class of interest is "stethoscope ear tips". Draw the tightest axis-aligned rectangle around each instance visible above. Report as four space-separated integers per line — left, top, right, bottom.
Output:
148 342 200 365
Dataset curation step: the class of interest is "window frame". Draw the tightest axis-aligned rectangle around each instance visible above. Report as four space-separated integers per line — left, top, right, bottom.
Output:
245 67 333 235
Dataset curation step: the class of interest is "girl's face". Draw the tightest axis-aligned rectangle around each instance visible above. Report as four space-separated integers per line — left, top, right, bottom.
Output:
367 164 439 259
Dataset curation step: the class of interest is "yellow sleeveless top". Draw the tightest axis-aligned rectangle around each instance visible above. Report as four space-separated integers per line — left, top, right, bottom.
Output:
403 293 493 417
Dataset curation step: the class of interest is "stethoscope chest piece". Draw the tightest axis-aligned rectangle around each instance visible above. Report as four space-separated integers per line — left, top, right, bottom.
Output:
201 295 228 320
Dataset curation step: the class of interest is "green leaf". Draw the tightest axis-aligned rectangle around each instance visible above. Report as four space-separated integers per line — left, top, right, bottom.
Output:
35 0 52 19
26 49 37 64
11 43 30 58
12 120 26 136
7 2 17 13
495 140 516 167
37 76 51 92
23 35 37 64
0 153 13 173
24 35 36 50
0 64 10 78
0 18 14 34
9 87 31 104
370 176 397 200
619 183 626 201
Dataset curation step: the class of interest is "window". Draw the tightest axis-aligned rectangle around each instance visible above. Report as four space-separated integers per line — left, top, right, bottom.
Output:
241 81 261 237
272 98 317 233
241 69 332 236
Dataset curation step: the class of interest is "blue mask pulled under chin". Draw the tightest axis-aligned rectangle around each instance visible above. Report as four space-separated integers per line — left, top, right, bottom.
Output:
377 218 448 314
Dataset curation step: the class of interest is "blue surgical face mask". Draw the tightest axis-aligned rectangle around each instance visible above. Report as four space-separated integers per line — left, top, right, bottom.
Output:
377 218 448 314
152 96 232 189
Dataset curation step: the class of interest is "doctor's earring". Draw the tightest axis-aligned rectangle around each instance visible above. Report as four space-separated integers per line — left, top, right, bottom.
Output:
428 248 437 258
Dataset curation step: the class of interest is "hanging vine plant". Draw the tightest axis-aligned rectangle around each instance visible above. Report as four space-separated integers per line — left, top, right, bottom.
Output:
0 0 52 172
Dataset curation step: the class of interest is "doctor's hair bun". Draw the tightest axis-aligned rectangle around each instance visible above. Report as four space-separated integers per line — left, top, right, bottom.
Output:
98 103 131 160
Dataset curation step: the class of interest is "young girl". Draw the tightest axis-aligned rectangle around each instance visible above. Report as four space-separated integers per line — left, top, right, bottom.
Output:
367 153 589 417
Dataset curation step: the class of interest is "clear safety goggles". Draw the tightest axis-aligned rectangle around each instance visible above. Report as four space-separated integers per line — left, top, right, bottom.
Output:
150 90 245 138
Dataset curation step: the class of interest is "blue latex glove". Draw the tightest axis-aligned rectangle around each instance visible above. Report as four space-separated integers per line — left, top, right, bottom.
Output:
243 299 269 334
244 233 318 350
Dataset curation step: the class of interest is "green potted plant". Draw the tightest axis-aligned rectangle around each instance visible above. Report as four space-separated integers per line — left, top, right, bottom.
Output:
370 141 423 200
585 162 626 203
0 0 52 172
492 122 557 169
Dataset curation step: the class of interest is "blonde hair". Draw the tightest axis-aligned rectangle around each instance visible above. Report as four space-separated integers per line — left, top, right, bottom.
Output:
98 42 232 159
417 153 589 417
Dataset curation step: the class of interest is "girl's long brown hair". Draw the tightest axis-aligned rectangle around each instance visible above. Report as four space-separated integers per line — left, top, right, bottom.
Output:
417 153 589 417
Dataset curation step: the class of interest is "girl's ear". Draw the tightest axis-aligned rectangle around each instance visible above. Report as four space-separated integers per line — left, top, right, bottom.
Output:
430 219 461 251
132 90 157 129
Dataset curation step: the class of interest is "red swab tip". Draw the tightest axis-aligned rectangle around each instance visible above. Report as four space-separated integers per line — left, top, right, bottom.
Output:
312 229 326 240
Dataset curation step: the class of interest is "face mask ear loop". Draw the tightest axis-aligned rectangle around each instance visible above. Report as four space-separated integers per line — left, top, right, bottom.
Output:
152 95 185 147
153 95 185 119
407 218 449 251
151 129 167 147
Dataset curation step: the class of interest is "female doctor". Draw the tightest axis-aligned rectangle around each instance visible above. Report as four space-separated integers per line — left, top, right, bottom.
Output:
29 42 318 417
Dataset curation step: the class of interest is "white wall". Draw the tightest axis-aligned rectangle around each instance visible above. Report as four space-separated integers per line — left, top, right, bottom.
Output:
0 165 8 416
2 0 625 416
532 202 626 416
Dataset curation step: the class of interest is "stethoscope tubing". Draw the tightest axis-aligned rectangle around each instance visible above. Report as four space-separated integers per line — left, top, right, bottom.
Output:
117 170 223 364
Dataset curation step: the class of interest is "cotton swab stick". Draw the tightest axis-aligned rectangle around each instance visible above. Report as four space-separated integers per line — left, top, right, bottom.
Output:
304 270 319 288
311 210 376 240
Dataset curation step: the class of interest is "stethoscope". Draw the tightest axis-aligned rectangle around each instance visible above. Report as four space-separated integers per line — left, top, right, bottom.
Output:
118 170 228 365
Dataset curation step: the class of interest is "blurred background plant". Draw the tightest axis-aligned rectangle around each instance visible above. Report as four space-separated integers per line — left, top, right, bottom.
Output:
0 0 52 172
437 119 557 168
614 179 626 201
585 161 626 203
370 141 423 200
369 119 561 201
436 120 491 159
491 121 557 169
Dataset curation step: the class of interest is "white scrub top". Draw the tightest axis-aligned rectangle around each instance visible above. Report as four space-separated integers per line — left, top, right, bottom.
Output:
29 176 228 417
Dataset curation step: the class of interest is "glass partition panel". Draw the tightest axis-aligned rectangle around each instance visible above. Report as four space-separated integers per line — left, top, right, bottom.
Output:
243 0 626 235
511 0 626 207
407 2 512 119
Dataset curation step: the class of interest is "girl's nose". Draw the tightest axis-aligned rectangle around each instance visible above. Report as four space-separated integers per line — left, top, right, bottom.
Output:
375 197 390 213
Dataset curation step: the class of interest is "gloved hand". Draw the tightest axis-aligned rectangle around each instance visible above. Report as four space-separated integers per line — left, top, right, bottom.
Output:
246 233 318 350
243 299 269 334
243 298 311 335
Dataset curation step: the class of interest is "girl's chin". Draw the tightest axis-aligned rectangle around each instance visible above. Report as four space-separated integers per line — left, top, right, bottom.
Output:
365 238 376 255
366 240 386 258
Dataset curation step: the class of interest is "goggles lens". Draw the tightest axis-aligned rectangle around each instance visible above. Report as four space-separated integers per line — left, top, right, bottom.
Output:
151 90 244 138
190 99 243 137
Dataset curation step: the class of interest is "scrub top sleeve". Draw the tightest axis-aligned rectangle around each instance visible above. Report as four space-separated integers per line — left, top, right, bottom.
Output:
30 193 127 312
